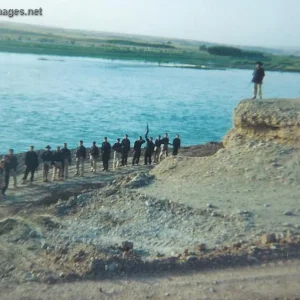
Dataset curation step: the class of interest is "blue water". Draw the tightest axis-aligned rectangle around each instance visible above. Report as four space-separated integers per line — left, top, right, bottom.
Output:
1 52 300 153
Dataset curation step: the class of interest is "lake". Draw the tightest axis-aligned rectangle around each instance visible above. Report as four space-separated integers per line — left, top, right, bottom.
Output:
1 52 300 153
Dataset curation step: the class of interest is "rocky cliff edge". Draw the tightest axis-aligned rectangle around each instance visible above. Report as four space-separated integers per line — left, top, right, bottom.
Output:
223 98 300 147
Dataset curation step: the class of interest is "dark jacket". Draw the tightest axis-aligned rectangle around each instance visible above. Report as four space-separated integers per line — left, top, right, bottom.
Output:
155 139 162 148
145 134 155 153
53 151 63 163
90 145 99 158
61 147 71 163
173 138 181 148
252 68 265 84
101 142 111 156
41 151 53 163
8 155 18 171
24 151 39 169
76 146 86 159
161 137 170 148
121 139 131 152
112 142 122 153
134 139 145 152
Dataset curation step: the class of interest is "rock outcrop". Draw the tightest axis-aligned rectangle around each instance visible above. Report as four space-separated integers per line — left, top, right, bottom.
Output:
223 99 300 147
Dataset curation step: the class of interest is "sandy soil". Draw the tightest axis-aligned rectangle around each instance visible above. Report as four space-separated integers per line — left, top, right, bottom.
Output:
1 259 300 300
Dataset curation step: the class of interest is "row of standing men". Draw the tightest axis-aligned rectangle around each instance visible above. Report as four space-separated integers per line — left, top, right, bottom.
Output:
0 133 180 197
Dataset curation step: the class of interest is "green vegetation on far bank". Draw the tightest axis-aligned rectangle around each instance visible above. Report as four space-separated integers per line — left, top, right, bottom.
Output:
0 22 300 72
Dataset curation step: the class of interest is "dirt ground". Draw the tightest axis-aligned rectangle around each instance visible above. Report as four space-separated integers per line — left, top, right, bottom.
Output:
0 142 300 299
1 259 300 300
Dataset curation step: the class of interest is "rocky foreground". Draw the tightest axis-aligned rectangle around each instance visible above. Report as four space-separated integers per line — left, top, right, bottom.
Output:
0 99 300 297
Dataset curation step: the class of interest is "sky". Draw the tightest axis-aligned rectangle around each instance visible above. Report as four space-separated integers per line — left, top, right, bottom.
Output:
1 0 300 48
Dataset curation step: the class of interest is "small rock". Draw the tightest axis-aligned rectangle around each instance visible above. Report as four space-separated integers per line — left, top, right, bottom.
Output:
41 241 49 249
209 288 216 293
29 230 38 238
264 204 271 208
105 262 118 272
59 272 65 278
164 293 170 297
186 255 198 262
121 241 133 251
206 203 213 208
283 211 294 216
261 233 276 245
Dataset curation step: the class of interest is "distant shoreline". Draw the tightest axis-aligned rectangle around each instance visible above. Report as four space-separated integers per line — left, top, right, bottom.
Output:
1 49 300 73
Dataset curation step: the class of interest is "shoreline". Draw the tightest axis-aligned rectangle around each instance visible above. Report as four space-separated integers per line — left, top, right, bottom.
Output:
1 49 300 73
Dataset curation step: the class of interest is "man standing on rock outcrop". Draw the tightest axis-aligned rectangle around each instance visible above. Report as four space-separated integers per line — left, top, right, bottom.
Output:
101 137 111 171
121 134 130 166
132 136 145 165
252 61 265 99
61 143 71 179
21 145 39 185
41 145 53 182
89 141 99 173
75 140 86 177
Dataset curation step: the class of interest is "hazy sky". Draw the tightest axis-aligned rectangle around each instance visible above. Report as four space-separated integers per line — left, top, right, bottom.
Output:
2 0 300 47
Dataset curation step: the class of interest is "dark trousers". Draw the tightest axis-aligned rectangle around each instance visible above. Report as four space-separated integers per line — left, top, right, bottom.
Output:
102 154 109 170
144 151 152 165
132 150 141 165
2 171 10 195
172 147 179 156
121 151 129 166
23 166 36 182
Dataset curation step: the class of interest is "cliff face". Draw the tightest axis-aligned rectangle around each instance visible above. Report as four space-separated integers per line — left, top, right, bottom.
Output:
223 99 300 147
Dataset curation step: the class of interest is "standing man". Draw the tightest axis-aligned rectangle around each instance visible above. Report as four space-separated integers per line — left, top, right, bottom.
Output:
112 138 122 169
101 137 111 171
144 133 155 165
172 134 181 156
252 61 265 100
61 143 71 179
8 149 18 187
52 146 64 181
89 141 99 173
154 135 162 163
121 134 130 166
132 136 145 165
1 155 10 197
21 145 39 185
75 140 86 177
159 133 170 161
41 145 53 182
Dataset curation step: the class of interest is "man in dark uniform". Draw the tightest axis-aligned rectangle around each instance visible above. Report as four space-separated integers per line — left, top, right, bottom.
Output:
159 133 170 161
121 134 130 166
89 141 99 173
41 145 53 182
112 138 122 169
132 136 145 165
252 61 265 99
172 134 181 156
75 140 86 176
61 143 71 179
52 146 64 181
101 137 111 171
22 145 39 185
8 149 18 187
154 135 162 163
1 155 10 197
144 133 155 165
